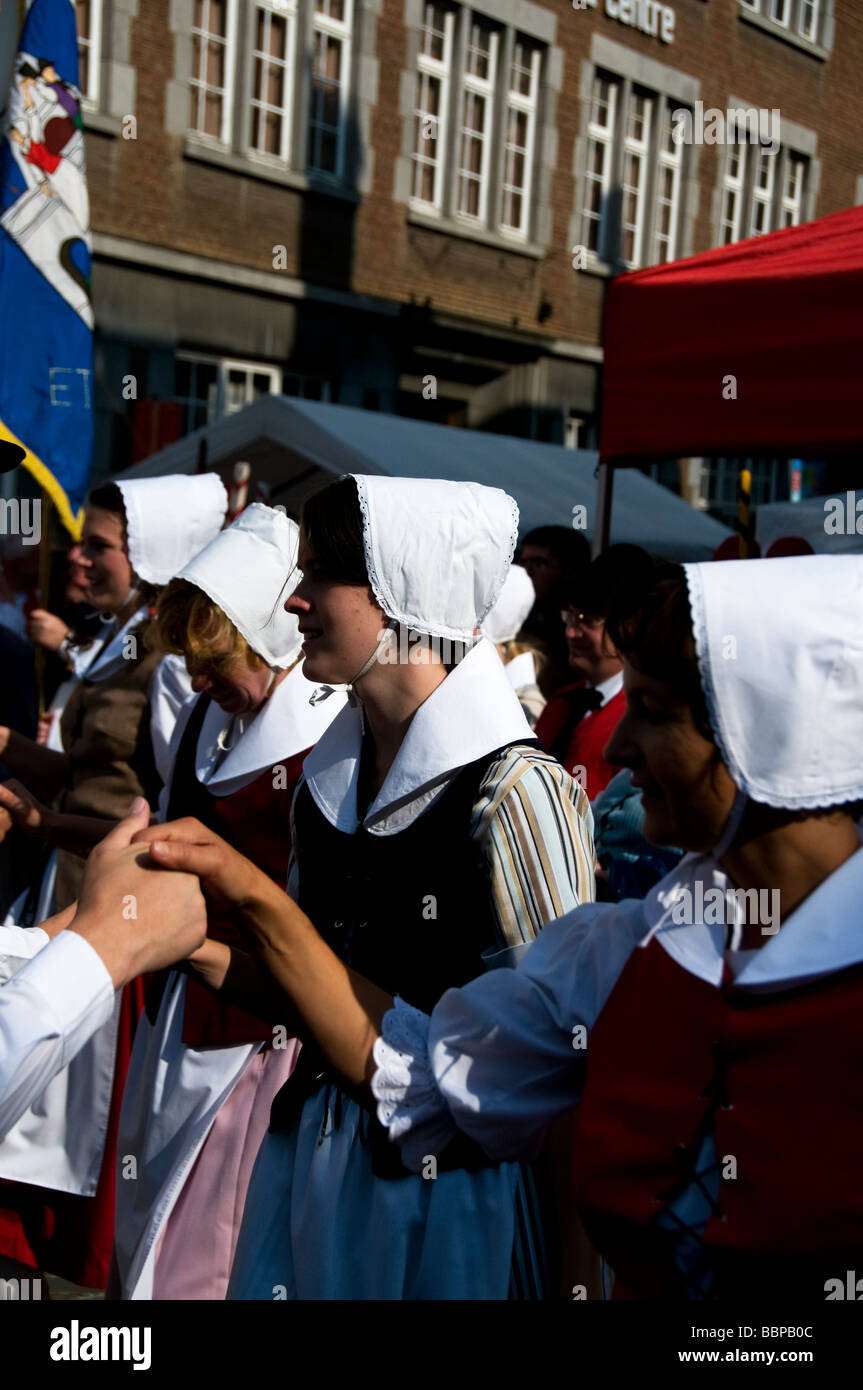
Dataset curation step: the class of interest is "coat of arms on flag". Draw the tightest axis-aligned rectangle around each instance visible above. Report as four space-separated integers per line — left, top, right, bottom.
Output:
0 0 93 537
4 48 91 325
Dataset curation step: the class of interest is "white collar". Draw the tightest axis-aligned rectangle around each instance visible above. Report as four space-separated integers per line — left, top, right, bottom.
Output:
642 840 863 990
592 671 624 706
82 605 150 681
504 650 537 690
302 637 534 836
195 663 346 797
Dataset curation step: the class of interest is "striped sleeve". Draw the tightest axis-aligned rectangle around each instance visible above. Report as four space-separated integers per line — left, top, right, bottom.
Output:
471 748 596 949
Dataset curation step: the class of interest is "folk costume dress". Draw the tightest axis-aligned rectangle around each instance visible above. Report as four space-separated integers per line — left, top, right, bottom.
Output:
0 474 227 1289
113 505 346 1301
228 476 596 1301
372 555 863 1299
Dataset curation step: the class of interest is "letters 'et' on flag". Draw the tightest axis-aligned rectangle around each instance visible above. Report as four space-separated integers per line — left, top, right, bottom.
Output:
0 0 93 537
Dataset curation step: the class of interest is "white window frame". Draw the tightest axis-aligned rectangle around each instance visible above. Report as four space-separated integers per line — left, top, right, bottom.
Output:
455 18 499 225
652 101 683 265
720 137 747 245
410 3 455 214
190 0 239 145
769 0 790 24
798 0 820 40
499 38 541 240
779 151 805 226
749 145 775 236
75 0 103 107
307 0 353 180
582 72 617 260
620 88 652 270
176 351 283 424
246 0 298 165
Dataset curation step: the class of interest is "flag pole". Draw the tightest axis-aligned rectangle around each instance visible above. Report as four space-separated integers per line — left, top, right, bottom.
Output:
736 467 753 559
35 487 53 714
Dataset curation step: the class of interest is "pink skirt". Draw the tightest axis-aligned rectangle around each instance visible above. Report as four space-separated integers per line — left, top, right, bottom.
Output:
151 1042 300 1300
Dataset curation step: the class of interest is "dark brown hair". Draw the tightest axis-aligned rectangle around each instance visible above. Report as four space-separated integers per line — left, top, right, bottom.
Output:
605 560 714 742
300 476 369 585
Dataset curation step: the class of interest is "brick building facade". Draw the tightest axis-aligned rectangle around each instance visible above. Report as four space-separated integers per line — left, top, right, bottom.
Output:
15 0 861 514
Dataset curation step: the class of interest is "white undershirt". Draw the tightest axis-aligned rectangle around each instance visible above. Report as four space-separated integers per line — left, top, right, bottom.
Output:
591 671 625 707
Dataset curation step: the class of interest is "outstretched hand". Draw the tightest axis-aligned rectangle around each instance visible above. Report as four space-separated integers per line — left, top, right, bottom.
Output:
131 817 276 916
71 799 208 989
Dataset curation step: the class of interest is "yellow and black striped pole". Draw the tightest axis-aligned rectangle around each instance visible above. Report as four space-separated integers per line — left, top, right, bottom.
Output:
736 467 753 559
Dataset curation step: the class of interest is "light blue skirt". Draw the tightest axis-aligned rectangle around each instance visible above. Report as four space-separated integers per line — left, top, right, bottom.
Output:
228 1089 523 1300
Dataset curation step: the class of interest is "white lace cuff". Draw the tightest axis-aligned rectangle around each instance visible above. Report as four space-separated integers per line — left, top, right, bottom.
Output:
371 997 459 1174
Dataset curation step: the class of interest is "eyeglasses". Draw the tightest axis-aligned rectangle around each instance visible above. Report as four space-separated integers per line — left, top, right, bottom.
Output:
561 609 604 630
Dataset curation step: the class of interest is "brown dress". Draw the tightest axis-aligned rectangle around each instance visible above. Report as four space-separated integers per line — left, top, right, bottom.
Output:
53 644 162 909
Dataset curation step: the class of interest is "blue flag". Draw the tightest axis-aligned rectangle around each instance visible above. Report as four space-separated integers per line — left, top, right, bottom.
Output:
0 0 92 537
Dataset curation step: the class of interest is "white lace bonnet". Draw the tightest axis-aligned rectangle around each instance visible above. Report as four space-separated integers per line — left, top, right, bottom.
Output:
350 475 519 643
115 473 228 586
684 554 863 811
178 503 304 669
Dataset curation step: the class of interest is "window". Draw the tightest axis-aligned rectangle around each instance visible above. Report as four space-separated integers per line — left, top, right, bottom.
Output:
779 152 806 226
581 71 689 269
583 75 616 257
749 146 774 235
620 90 652 268
75 0 102 104
412 4 455 209
186 0 354 181
308 0 352 177
501 39 541 236
456 19 497 221
248 1 297 162
798 0 820 40
720 140 746 245
174 353 282 433
653 105 683 264
719 125 809 244
738 0 825 45
190 0 237 142
409 8 546 242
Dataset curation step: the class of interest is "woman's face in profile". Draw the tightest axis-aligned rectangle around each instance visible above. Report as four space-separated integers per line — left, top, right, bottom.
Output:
604 660 737 852
285 537 384 686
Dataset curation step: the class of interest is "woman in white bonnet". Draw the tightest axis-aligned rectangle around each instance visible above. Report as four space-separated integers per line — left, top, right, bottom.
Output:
144 551 863 1300
155 473 595 1299
483 563 547 727
112 505 345 1301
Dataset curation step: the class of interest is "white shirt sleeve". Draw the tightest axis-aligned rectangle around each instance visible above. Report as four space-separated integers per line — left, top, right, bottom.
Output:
372 898 647 1171
0 931 115 1141
0 925 50 984
149 654 195 788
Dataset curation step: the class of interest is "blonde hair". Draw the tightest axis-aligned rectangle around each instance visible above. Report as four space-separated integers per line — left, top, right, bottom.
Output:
152 578 266 676
499 637 547 682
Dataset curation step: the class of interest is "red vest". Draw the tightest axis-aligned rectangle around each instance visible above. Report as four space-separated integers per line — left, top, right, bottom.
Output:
573 936 863 1299
164 696 307 1047
535 685 625 799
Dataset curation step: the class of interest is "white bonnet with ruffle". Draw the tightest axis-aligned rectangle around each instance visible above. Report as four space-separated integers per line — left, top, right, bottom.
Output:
684 555 863 810
350 474 519 644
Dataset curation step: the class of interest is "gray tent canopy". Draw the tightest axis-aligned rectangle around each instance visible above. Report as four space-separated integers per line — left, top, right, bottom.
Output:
119 395 731 561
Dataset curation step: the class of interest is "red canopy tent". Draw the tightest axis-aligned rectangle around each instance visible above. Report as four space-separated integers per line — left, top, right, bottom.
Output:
594 204 863 550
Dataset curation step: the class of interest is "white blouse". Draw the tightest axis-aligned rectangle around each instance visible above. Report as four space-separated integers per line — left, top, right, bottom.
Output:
372 844 863 1173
